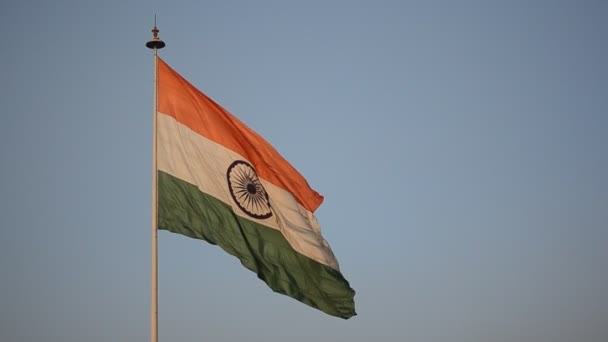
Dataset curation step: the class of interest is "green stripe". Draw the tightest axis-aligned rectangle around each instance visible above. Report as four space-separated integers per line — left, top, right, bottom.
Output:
158 171 356 319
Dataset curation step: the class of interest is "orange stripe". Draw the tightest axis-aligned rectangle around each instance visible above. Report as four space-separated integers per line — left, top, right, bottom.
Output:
157 57 324 213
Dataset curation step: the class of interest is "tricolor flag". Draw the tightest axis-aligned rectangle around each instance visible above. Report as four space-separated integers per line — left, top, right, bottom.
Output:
156 57 356 319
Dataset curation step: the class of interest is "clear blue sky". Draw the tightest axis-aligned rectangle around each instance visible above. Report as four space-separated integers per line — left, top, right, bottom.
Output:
1 1 607 341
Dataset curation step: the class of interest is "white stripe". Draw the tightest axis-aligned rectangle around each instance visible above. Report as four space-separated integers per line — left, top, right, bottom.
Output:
157 113 339 270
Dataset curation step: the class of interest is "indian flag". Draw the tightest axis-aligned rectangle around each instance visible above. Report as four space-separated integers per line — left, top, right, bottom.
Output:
156 57 356 319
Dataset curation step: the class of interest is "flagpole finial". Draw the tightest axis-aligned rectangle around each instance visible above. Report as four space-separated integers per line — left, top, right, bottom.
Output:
146 18 165 50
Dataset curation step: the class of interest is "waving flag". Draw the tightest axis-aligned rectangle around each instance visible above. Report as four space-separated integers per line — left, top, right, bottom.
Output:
156 57 356 319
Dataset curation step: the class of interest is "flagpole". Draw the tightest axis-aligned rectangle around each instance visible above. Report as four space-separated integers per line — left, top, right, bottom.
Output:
146 20 165 342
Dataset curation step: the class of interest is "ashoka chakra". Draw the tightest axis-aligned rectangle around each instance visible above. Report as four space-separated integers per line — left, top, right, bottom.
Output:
226 160 272 219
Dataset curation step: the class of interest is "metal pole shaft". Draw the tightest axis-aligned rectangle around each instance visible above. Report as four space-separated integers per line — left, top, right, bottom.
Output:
151 47 159 342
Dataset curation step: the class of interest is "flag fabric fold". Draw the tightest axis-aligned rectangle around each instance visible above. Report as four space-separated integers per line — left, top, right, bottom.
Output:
156 57 356 319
